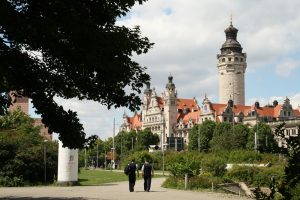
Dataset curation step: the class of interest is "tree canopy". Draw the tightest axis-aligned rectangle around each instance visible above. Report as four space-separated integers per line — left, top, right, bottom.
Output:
0 0 153 148
0 109 58 185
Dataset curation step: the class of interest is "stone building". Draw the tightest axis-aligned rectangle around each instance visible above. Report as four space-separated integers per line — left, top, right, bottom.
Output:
8 94 52 140
120 21 300 147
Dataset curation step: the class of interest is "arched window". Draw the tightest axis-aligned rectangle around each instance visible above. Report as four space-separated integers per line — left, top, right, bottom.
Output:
222 58 225 62
234 57 238 61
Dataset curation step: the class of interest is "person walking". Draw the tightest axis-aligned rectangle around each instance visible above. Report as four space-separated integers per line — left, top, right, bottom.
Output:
127 159 139 192
141 160 154 192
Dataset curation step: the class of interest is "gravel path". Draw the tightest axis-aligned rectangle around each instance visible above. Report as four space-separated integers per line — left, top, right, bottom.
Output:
0 178 250 200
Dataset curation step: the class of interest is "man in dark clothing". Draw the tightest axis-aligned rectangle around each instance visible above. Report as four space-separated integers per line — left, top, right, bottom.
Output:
128 159 139 192
141 160 154 192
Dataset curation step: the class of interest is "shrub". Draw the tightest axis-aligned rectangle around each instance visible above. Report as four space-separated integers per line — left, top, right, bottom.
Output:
162 176 185 189
253 166 285 187
166 151 202 177
189 174 223 189
289 182 300 200
225 166 260 185
225 165 285 187
0 176 24 187
228 150 262 163
201 156 227 177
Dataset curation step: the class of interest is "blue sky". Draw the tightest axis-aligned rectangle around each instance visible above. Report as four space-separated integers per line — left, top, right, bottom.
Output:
30 0 300 140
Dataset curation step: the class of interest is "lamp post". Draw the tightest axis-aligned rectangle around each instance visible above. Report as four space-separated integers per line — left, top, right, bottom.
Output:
43 139 48 183
96 142 99 168
198 124 201 152
255 113 259 152
112 118 115 169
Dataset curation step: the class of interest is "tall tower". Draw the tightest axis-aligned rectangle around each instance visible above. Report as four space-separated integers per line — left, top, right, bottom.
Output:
163 75 177 140
217 19 247 105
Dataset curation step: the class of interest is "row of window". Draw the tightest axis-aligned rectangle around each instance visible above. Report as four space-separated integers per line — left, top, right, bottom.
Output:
219 57 244 63
285 129 298 137
145 116 161 123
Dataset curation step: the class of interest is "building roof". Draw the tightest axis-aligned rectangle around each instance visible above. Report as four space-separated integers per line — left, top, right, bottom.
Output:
126 112 142 130
177 98 198 111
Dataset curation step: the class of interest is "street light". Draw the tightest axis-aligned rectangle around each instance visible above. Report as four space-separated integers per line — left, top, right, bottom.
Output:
43 139 48 183
96 142 99 168
198 124 201 152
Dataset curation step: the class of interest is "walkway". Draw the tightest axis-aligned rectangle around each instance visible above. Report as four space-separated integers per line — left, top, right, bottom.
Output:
0 178 249 200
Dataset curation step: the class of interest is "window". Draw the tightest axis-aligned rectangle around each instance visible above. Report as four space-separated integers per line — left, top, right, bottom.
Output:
234 57 238 61
224 117 227 121
222 58 225 62
228 58 232 61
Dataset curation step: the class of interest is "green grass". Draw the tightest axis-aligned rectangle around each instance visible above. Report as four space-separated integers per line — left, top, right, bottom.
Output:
78 169 142 186
78 168 164 186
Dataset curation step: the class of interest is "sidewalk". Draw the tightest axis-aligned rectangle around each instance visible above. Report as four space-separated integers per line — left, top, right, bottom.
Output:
0 178 249 200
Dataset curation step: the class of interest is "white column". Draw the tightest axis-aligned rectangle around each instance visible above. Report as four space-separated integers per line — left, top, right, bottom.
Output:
57 141 78 185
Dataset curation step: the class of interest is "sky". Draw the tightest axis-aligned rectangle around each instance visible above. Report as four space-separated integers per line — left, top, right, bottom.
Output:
30 0 300 140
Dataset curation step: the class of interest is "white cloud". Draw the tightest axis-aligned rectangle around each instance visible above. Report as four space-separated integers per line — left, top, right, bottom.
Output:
275 59 298 77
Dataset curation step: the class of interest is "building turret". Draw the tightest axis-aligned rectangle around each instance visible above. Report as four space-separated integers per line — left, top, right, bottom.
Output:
217 19 247 105
163 75 177 143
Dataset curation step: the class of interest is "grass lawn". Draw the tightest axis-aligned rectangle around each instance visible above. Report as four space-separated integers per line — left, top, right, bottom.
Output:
78 169 139 186
78 168 165 186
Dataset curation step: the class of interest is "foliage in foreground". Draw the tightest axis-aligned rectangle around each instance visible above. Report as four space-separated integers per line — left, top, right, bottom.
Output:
0 0 153 149
274 123 300 199
0 109 58 186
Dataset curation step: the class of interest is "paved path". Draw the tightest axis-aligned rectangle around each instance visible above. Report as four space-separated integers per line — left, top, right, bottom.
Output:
0 178 249 200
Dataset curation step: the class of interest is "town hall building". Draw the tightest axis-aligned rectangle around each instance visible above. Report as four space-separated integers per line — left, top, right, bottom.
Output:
120 21 300 148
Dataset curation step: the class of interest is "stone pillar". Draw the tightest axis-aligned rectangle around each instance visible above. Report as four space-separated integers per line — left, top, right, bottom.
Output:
57 141 78 185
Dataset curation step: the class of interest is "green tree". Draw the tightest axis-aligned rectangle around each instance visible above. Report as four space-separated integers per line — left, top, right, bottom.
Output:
275 123 300 199
0 0 153 149
210 122 249 151
247 122 278 153
114 128 159 155
188 120 216 151
0 109 58 184
135 128 159 151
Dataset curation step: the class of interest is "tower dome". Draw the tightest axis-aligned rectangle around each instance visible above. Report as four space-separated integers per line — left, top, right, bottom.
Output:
221 22 242 54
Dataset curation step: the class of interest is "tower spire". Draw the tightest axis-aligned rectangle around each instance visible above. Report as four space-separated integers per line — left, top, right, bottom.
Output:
230 12 233 26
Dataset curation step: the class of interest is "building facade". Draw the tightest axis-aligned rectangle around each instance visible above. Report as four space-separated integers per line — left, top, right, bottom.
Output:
120 21 300 147
8 93 52 140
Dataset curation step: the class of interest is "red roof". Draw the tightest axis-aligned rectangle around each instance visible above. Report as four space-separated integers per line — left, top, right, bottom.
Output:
127 112 142 129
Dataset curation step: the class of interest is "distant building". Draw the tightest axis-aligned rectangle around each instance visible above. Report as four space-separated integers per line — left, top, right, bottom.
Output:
8 93 52 140
121 21 300 147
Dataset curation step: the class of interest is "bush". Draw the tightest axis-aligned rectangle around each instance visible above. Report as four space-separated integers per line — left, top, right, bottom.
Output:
162 174 223 190
162 176 185 189
228 150 262 163
253 166 285 187
0 176 24 187
225 165 285 187
166 151 202 177
189 174 223 189
289 182 300 200
225 166 260 185
201 155 226 177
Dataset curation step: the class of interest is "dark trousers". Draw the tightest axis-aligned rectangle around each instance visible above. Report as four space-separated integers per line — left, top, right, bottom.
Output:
143 176 152 192
129 175 136 192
